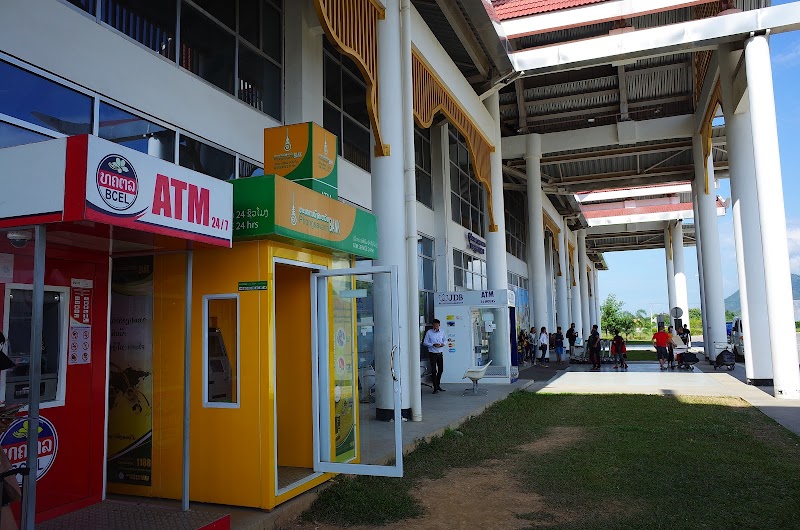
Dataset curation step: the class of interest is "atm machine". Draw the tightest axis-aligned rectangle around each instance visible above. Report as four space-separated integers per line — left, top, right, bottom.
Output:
434 289 517 384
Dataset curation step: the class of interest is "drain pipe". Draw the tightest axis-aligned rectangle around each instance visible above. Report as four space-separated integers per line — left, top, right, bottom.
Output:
401 0 422 422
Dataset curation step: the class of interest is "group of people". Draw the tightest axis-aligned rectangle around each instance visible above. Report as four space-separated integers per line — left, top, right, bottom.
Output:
652 323 692 370
517 325 567 366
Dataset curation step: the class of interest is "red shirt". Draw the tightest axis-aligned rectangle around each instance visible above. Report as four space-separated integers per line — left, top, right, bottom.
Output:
652 331 670 348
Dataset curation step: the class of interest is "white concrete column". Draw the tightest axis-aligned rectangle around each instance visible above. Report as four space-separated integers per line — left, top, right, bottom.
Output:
719 45 773 384
284 0 323 124
544 234 556 331
744 34 800 399
692 135 727 360
570 234 583 339
484 92 509 291
372 0 410 419
671 222 690 327
692 185 710 348
578 230 591 338
526 134 548 331
431 123 451 292
665 224 677 320
556 229 570 332
593 268 601 335
588 265 597 329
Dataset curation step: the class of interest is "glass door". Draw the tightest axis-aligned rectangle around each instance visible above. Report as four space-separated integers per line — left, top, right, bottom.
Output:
311 265 402 478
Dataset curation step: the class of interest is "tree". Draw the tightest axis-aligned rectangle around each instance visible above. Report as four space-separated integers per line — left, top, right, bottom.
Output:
688 307 703 336
600 294 626 336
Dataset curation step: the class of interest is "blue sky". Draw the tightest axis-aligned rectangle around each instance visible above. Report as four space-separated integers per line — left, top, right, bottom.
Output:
599 12 800 313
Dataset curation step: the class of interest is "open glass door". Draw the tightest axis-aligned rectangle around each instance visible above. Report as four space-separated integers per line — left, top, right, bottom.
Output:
312 265 402 478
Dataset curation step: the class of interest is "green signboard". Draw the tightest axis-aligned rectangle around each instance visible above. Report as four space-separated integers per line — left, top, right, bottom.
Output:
238 281 268 291
233 175 379 259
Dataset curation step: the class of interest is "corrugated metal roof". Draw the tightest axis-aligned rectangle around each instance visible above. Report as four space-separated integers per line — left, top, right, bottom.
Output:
492 0 610 21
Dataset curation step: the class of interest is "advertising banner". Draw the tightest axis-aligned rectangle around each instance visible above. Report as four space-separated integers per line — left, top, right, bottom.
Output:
68 278 93 365
264 122 338 198
66 135 233 247
332 277 356 463
107 257 154 486
233 175 378 259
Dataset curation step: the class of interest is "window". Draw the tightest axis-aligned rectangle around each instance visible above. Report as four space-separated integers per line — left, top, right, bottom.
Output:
179 134 236 180
101 0 177 60
418 235 435 339
323 39 371 172
66 0 97 14
180 2 236 94
0 59 93 136
203 295 239 407
504 190 527 261
99 102 176 162
239 159 265 179
415 126 432 208
3 287 68 407
0 122 51 149
449 129 484 237
453 249 486 291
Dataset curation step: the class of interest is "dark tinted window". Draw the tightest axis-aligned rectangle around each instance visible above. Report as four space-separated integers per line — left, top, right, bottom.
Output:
0 122 51 149
101 0 177 60
99 102 175 162
180 3 236 94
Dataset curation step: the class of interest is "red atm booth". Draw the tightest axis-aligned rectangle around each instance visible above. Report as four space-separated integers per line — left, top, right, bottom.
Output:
0 135 232 524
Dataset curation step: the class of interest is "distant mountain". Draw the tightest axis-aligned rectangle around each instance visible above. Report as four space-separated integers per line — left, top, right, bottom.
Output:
724 273 800 316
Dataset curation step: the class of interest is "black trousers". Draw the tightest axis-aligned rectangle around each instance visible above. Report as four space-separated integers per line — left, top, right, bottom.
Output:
429 352 443 389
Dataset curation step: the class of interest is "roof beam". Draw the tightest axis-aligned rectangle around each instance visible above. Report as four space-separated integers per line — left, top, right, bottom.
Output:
501 0 718 40
540 140 693 164
433 0 491 78
522 95 691 124
617 65 630 121
511 4 800 76
514 78 528 131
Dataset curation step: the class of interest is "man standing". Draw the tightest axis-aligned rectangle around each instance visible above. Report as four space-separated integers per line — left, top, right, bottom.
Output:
423 319 446 394
554 326 565 365
566 323 577 360
588 324 601 370
652 325 671 370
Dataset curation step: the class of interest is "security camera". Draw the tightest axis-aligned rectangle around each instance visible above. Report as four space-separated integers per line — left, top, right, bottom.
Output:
7 230 32 249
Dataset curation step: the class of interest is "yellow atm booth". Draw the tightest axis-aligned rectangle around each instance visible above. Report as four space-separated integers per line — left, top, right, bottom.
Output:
108 172 404 510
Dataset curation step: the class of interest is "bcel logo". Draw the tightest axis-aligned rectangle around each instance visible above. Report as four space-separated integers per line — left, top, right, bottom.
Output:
96 155 138 211
1 417 58 485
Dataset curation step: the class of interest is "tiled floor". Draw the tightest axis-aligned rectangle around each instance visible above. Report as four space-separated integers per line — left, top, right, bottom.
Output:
38 499 228 530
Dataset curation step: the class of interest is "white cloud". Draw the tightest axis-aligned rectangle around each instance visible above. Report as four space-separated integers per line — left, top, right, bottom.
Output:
773 40 800 67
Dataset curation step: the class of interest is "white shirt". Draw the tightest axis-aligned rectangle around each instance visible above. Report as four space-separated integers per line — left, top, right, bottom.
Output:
539 332 548 346
423 328 446 354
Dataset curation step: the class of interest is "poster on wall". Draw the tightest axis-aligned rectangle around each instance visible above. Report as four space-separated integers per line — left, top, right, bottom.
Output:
107 257 154 486
332 277 356 463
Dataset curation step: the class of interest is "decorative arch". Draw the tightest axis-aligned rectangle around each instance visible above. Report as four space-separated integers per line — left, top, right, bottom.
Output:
314 0 388 156
411 50 499 231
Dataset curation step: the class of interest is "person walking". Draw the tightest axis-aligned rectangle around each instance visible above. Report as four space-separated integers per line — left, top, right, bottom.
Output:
566 323 577 361
554 326 565 365
652 325 671 370
611 330 628 370
537 326 549 366
667 325 676 369
528 327 537 363
588 324 601 370
422 319 446 393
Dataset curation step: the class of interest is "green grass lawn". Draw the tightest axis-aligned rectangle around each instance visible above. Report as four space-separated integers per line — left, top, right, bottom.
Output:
623 350 656 362
302 393 800 529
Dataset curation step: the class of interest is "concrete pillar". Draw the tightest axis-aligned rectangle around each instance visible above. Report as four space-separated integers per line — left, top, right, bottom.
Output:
431 123 451 292
744 35 800 399
593 268 601 335
484 92 509 291
526 134 548 331
671 222 690 327
588 265 597 329
719 45 773 384
544 234 556 331
372 0 410 419
692 135 727 360
570 233 583 339
665 224 677 321
692 186 710 348
578 230 590 338
556 229 570 332
284 0 323 124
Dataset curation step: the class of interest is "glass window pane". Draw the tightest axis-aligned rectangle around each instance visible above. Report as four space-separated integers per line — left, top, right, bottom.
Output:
205 297 239 405
239 0 260 48
461 200 471 230
192 0 235 29
481 275 488 290
416 173 432 208
238 42 282 119
239 159 264 178
453 267 463 288
450 193 460 224
99 102 175 162
67 0 96 14
342 72 369 129
459 171 470 199
417 256 425 290
261 1 282 63
0 122 51 149
324 55 342 106
458 141 469 173
102 0 177 60
180 3 235 94
422 259 434 290
342 117 371 172
323 103 342 156
0 60 93 135
465 271 473 290
420 237 434 258
422 136 431 173
449 163 459 194
179 135 235 180
452 249 462 269
472 208 482 236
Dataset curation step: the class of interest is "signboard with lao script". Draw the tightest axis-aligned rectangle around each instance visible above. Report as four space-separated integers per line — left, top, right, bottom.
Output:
264 122 338 199
233 175 378 259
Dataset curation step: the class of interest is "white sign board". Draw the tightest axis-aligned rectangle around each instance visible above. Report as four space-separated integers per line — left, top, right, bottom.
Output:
435 289 514 307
